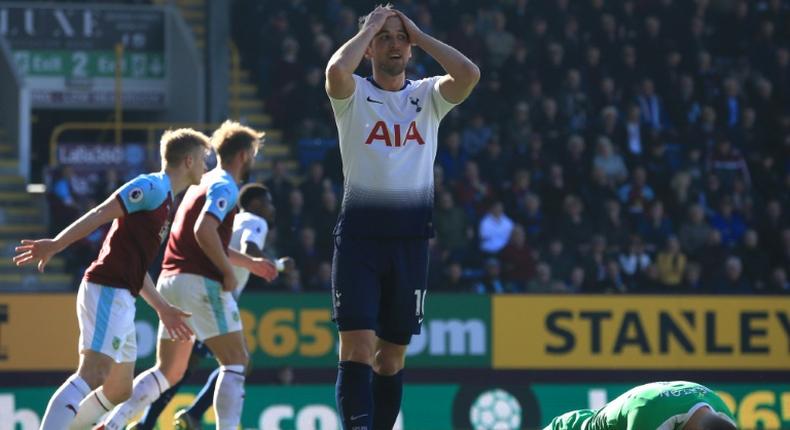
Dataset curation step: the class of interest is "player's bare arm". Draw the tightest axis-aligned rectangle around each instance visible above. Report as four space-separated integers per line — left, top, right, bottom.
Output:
194 213 238 291
325 6 396 99
228 247 278 282
394 10 480 103
13 195 124 272
139 273 193 341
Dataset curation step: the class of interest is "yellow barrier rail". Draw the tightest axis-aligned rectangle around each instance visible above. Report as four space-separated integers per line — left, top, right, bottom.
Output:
48 122 219 167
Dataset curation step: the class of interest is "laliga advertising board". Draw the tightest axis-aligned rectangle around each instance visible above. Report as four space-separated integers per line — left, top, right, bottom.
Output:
2 383 789 429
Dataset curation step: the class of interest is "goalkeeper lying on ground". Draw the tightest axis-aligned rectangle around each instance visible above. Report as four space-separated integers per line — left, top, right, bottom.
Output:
544 381 736 430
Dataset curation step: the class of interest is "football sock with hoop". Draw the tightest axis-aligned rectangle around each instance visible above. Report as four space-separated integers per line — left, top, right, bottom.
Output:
69 388 114 430
135 377 185 430
103 368 169 430
40 374 90 430
214 364 245 430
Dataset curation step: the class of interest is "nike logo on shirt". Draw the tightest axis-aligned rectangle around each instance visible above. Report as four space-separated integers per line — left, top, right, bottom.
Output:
366 96 383 104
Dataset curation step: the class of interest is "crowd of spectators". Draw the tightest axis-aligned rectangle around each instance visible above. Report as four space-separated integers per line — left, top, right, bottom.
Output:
230 0 790 295
52 0 790 295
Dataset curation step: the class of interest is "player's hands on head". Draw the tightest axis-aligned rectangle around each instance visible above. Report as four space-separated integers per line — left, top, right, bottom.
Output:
13 238 58 272
158 304 193 341
363 5 397 33
393 9 423 46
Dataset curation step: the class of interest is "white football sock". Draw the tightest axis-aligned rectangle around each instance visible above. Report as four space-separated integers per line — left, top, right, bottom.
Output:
103 369 169 430
214 365 245 430
69 388 114 430
41 374 91 430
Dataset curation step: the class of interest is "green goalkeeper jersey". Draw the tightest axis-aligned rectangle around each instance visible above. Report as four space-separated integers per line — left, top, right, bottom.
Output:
543 381 736 430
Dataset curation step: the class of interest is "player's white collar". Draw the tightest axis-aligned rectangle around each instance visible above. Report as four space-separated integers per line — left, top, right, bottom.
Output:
366 76 411 91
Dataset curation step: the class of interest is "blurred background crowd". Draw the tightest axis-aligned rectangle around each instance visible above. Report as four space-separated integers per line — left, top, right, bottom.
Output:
50 0 790 295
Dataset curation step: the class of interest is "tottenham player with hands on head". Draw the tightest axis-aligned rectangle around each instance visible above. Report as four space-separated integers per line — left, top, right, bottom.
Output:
326 4 479 430
12 129 208 430
98 121 279 430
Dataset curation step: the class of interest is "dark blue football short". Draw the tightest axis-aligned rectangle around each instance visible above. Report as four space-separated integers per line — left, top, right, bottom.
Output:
330 235 429 345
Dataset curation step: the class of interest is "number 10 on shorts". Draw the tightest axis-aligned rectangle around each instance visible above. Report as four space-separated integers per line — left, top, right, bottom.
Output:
414 289 427 318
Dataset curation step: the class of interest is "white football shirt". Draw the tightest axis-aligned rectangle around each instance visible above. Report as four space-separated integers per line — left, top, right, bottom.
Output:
328 74 458 238
229 211 268 296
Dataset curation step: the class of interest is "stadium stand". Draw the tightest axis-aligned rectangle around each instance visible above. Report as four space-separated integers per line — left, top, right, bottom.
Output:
232 0 788 295
35 0 790 295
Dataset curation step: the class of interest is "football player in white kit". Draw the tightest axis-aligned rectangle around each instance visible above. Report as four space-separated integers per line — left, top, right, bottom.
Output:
229 183 293 298
325 5 479 430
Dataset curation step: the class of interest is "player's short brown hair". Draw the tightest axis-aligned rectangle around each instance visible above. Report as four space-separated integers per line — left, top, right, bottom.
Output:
160 128 210 165
210 120 264 162
358 3 394 30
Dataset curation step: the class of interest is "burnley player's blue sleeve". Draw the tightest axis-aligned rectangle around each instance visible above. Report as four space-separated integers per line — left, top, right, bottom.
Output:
203 182 238 222
116 175 168 215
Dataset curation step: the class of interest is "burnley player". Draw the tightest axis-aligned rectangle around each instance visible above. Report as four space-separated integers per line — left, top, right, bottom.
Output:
129 183 293 430
100 121 277 430
544 381 737 430
325 5 479 429
13 129 208 430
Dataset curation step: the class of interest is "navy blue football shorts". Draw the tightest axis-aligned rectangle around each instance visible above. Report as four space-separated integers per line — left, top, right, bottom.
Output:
330 235 429 345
